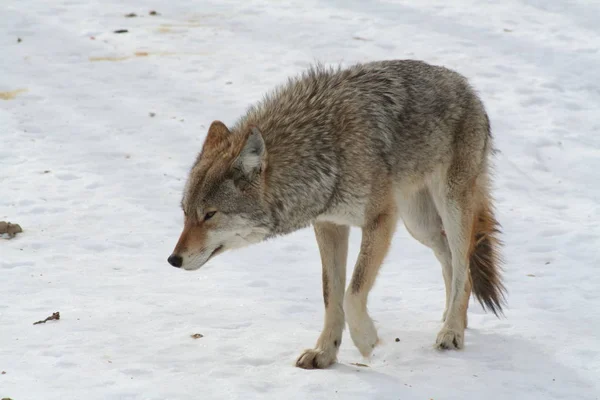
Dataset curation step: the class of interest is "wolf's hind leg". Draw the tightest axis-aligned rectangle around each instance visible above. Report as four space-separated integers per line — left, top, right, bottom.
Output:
399 189 469 328
430 180 476 350
296 222 349 369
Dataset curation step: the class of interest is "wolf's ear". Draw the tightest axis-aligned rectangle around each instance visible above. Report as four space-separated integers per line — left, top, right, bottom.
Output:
202 120 230 151
232 127 265 188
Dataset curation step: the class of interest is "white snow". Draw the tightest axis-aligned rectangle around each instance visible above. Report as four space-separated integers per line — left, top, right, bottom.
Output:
1 0 599 399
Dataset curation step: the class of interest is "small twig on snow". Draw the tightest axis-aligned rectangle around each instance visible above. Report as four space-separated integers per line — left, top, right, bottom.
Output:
33 312 60 325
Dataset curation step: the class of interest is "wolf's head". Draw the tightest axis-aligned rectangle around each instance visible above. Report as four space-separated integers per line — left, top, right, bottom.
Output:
168 121 272 271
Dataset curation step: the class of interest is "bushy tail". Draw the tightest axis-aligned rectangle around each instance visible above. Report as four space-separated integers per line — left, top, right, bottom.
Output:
469 196 506 316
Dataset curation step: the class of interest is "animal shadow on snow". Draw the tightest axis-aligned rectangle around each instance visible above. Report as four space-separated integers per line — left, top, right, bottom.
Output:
329 329 596 399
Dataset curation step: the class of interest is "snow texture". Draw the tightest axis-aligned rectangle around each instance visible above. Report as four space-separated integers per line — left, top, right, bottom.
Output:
1 0 599 399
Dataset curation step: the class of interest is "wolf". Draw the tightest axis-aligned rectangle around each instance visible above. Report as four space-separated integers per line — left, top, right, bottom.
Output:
167 59 506 369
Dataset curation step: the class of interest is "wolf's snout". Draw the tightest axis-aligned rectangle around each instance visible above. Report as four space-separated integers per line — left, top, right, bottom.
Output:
167 254 183 268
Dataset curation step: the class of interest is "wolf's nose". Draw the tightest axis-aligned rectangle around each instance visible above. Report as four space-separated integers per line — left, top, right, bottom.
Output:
168 254 183 268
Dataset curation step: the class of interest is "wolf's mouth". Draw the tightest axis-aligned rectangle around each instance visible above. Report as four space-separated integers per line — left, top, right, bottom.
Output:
208 245 224 260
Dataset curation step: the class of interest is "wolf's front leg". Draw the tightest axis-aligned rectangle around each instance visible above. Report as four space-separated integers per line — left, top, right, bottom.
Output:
296 222 349 369
344 205 397 358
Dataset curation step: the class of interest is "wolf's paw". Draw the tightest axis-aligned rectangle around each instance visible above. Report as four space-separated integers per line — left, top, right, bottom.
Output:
435 326 464 350
295 348 336 369
348 319 379 357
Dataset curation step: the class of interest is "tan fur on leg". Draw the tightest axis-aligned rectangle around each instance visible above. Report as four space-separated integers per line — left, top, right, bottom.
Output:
296 222 349 369
431 180 475 350
344 185 397 358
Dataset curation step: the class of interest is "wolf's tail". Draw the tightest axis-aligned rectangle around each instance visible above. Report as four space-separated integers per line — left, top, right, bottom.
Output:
469 180 506 316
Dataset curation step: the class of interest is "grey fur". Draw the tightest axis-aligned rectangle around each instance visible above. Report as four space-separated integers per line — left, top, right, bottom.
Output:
172 59 504 368
227 60 489 235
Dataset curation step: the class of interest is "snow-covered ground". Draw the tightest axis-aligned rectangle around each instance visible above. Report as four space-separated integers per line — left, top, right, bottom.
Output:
1 0 599 399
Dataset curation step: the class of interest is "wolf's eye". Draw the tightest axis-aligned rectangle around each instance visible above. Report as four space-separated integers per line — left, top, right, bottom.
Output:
204 211 217 221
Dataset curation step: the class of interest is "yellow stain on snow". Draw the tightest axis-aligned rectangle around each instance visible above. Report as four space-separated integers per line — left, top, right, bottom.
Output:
89 55 131 62
89 51 207 62
89 52 150 62
157 23 204 33
157 15 227 33
0 88 28 100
